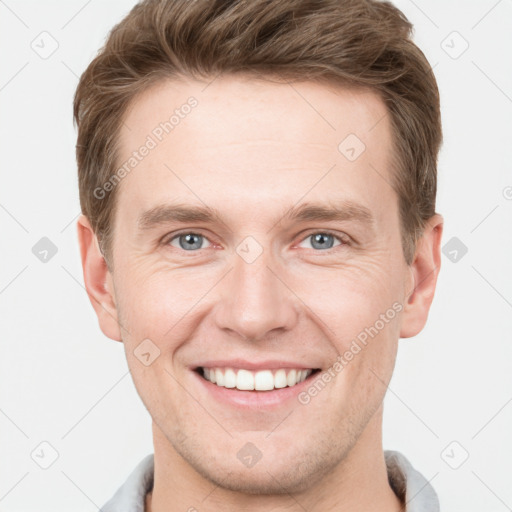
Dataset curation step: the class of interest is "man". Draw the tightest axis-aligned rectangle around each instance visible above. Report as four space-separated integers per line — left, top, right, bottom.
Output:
74 0 443 510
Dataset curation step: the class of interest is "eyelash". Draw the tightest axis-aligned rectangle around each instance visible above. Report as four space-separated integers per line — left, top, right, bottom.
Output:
161 230 351 253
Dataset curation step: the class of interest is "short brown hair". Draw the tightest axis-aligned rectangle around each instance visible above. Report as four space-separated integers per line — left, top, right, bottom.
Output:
74 0 441 268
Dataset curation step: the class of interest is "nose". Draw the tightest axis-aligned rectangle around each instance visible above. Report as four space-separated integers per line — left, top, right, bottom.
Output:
213 243 299 342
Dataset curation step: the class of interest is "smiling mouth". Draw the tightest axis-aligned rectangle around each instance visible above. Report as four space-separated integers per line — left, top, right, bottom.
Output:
195 367 321 392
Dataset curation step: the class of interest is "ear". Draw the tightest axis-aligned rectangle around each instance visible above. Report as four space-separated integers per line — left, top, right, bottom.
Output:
76 214 122 342
400 213 444 339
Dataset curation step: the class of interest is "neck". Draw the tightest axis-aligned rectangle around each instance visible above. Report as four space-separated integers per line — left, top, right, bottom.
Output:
146 406 403 512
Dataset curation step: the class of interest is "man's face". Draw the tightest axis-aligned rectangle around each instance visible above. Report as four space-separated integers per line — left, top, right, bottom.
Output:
106 75 413 492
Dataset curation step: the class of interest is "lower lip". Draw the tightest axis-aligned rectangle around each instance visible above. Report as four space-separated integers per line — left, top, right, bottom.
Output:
192 369 319 409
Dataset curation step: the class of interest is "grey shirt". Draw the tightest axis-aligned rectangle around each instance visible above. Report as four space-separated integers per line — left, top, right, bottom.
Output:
101 450 440 511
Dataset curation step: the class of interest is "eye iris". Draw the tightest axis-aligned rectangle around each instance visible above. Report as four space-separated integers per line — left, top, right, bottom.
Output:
179 233 202 250
174 233 339 251
311 233 334 250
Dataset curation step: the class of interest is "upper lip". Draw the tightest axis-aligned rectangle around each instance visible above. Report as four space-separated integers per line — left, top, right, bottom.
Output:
192 359 320 371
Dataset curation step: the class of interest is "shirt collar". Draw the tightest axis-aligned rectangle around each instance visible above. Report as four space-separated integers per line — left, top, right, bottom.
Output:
385 450 440 512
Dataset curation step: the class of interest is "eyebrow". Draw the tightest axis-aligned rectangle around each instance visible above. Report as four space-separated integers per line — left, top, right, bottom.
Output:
282 200 374 227
136 200 375 233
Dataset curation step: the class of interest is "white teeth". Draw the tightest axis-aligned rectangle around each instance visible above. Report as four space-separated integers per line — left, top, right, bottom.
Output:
274 369 288 389
215 368 224 386
254 370 274 391
287 369 297 387
201 367 314 391
224 368 237 388
237 369 254 390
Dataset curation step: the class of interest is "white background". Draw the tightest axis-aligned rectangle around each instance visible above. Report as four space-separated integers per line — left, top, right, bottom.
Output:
1 0 511 510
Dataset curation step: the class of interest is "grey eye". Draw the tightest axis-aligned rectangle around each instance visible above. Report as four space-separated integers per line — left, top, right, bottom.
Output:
169 233 211 251
299 233 342 251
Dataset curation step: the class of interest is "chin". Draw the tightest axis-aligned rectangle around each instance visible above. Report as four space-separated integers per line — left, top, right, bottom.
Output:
196 462 316 495
174 434 344 496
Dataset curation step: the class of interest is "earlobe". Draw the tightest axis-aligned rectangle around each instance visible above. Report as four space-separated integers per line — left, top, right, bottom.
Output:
399 214 444 339
76 214 122 342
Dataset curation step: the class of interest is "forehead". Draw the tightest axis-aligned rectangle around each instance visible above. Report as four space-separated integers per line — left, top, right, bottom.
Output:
120 74 390 151
114 74 396 230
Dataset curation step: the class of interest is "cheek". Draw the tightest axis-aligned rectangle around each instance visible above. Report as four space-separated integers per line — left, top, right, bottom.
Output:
115 263 213 337
113 266 220 409
293 258 402 388
290 255 402 332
